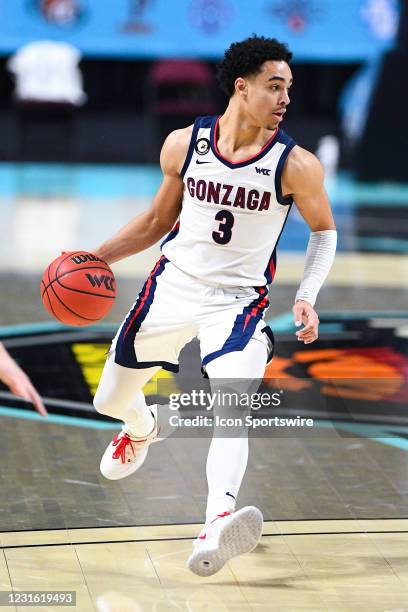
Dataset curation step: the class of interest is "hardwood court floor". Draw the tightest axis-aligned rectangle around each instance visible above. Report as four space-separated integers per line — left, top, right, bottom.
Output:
1 519 408 611
0 167 407 611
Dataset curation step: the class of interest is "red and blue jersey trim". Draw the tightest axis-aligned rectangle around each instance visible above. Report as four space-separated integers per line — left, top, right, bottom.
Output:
161 221 180 249
274 130 296 206
263 201 293 285
114 256 178 372
180 116 213 178
264 249 277 285
210 115 279 169
201 286 269 368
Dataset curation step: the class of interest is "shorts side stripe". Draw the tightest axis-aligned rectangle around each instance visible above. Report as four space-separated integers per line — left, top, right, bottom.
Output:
115 256 168 368
202 287 269 368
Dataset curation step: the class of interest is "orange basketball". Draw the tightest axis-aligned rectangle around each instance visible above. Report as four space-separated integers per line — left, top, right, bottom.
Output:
40 251 116 326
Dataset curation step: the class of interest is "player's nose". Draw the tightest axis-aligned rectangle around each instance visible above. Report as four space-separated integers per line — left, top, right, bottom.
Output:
280 90 290 105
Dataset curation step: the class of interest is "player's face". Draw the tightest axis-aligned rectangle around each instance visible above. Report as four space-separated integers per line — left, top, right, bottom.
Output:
245 61 293 131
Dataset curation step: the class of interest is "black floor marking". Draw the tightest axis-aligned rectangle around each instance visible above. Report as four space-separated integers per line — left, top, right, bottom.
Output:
2 530 408 551
0 516 407 535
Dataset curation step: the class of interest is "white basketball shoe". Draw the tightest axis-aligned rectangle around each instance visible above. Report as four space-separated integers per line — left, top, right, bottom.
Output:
100 407 161 480
187 506 263 577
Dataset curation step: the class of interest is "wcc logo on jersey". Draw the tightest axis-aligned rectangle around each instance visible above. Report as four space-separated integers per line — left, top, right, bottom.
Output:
255 167 271 176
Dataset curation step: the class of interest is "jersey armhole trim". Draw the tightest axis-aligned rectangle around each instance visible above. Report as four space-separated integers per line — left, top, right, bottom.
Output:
275 140 296 206
180 117 202 179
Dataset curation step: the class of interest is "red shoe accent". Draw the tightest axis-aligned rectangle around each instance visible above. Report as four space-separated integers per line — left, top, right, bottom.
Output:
198 511 232 540
111 433 147 464
214 512 231 520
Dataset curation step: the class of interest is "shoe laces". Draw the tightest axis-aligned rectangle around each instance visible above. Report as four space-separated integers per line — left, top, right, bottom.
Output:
198 511 231 540
111 432 147 464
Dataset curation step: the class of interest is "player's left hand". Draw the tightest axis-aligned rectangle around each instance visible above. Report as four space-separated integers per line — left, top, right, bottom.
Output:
293 300 319 344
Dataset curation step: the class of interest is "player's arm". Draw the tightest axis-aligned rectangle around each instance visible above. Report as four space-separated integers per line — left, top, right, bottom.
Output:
93 126 192 264
282 146 337 344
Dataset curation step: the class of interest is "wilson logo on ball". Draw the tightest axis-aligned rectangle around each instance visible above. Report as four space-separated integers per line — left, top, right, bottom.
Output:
85 274 115 292
71 254 103 264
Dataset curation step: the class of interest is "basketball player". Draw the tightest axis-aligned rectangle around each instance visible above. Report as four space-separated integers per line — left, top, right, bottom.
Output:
92 36 337 576
0 342 47 416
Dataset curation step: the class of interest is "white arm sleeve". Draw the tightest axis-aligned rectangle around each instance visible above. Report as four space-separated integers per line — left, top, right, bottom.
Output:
295 230 337 307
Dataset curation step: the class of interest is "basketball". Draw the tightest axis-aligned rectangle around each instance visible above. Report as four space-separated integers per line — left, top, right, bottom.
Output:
40 251 116 326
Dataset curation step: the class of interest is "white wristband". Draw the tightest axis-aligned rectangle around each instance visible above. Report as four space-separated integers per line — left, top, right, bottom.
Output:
295 230 337 307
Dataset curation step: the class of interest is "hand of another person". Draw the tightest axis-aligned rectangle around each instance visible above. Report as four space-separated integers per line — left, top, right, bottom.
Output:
0 343 47 416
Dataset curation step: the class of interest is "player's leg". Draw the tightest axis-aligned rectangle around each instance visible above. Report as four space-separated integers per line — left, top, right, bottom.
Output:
197 286 272 520
94 357 162 480
94 330 194 480
204 337 268 521
94 257 196 479
94 355 159 437
188 337 269 576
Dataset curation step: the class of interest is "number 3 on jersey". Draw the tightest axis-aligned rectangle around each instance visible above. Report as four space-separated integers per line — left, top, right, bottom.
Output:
212 210 235 245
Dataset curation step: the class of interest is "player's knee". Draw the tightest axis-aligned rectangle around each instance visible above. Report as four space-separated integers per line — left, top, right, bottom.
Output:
93 391 117 417
93 388 146 418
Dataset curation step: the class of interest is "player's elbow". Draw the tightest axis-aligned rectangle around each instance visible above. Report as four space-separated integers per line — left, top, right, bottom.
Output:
311 220 336 232
149 209 177 237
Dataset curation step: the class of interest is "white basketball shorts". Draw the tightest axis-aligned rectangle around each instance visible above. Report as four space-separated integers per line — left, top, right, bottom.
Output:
111 256 274 374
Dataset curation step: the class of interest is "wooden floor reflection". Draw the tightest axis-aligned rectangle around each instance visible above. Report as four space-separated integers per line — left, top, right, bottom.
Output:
1 519 408 611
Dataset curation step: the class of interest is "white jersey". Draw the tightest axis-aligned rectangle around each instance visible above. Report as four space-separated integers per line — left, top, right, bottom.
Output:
161 115 296 288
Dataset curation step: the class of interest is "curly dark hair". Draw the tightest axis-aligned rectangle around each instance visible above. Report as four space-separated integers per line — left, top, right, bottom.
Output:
217 35 292 98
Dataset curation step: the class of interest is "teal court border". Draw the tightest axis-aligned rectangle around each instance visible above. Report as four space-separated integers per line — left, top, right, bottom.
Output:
0 404 406 452
0 315 407 450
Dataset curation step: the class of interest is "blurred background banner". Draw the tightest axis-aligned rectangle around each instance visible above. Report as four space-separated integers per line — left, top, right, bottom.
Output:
0 0 399 61
0 0 407 272
0 7 408 606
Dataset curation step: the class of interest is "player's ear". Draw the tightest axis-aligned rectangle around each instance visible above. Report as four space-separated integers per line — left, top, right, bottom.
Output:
235 77 247 98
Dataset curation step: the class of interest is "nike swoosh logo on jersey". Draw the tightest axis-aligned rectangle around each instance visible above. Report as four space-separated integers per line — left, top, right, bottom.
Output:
196 160 212 164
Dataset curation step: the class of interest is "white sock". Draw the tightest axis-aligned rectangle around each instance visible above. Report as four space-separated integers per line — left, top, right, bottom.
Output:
204 338 268 525
205 490 237 524
122 392 155 438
